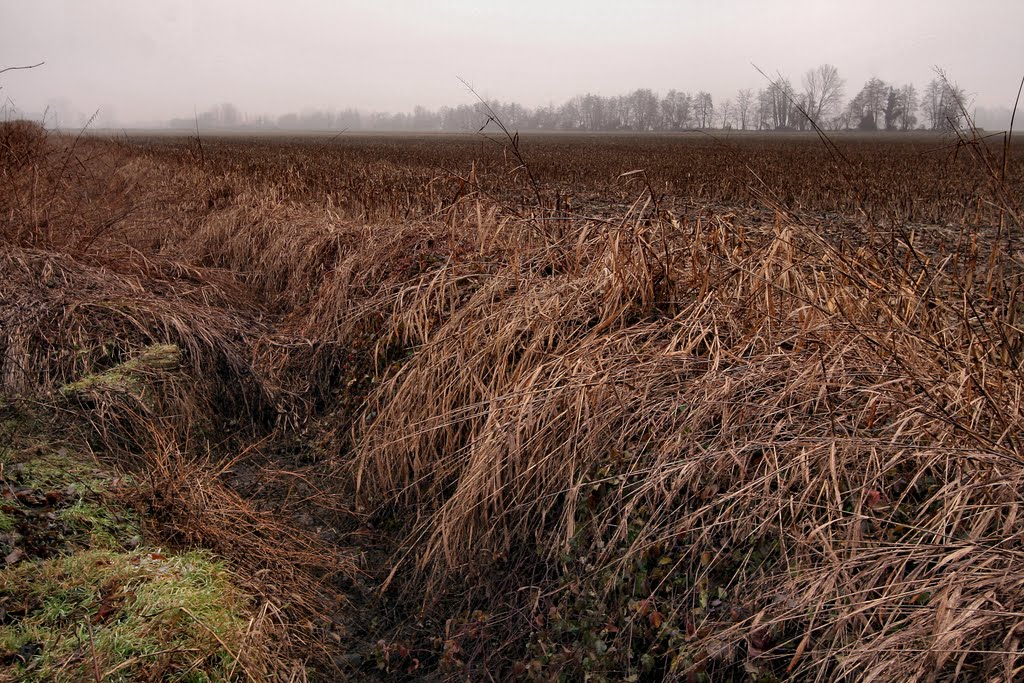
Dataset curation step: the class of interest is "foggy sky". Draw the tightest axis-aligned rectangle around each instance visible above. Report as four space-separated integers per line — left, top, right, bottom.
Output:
2 0 1022 126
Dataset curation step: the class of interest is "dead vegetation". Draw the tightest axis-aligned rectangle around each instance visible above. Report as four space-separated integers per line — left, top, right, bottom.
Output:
2 120 1023 680
350 189 1024 680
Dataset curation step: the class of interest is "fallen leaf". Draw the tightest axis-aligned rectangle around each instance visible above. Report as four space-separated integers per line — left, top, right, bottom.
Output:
4 548 24 565
14 488 45 507
865 489 887 509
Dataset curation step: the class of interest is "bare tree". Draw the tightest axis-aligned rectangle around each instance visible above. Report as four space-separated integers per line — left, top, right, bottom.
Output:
802 64 845 124
736 88 753 130
627 88 660 131
921 79 943 130
921 76 968 131
695 91 714 128
660 90 692 131
767 77 798 130
883 88 901 130
828 109 852 131
558 97 585 130
606 95 627 130
579 94 606 131
756 88 772 130
720 99 733 129
846 77 889 130
896 84 918 130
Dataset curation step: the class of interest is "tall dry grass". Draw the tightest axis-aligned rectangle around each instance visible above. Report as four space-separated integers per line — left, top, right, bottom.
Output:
350 196 1024 678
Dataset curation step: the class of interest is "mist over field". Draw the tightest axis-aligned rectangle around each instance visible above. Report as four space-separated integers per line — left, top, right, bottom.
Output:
2 0 1022 131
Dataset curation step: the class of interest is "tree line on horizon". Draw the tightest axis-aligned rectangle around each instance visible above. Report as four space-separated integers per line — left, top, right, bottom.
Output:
171 66 974 134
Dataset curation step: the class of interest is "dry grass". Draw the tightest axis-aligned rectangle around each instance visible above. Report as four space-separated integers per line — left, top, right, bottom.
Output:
2 122 1023 680
349 202 1024 678
0 127 359 677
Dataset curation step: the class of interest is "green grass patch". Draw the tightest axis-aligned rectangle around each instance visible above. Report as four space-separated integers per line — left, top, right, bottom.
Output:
1 447 139 554
0 398 277 681
0 548 258 682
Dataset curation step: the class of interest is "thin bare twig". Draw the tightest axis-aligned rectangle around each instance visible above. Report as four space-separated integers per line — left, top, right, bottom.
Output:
0 61 44 76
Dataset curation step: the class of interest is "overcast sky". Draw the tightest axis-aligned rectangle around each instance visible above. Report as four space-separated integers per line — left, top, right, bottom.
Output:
2 0 1022 125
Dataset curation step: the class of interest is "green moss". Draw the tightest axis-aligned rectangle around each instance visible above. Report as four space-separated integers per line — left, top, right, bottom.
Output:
0 548 259 682
59 343 181 400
